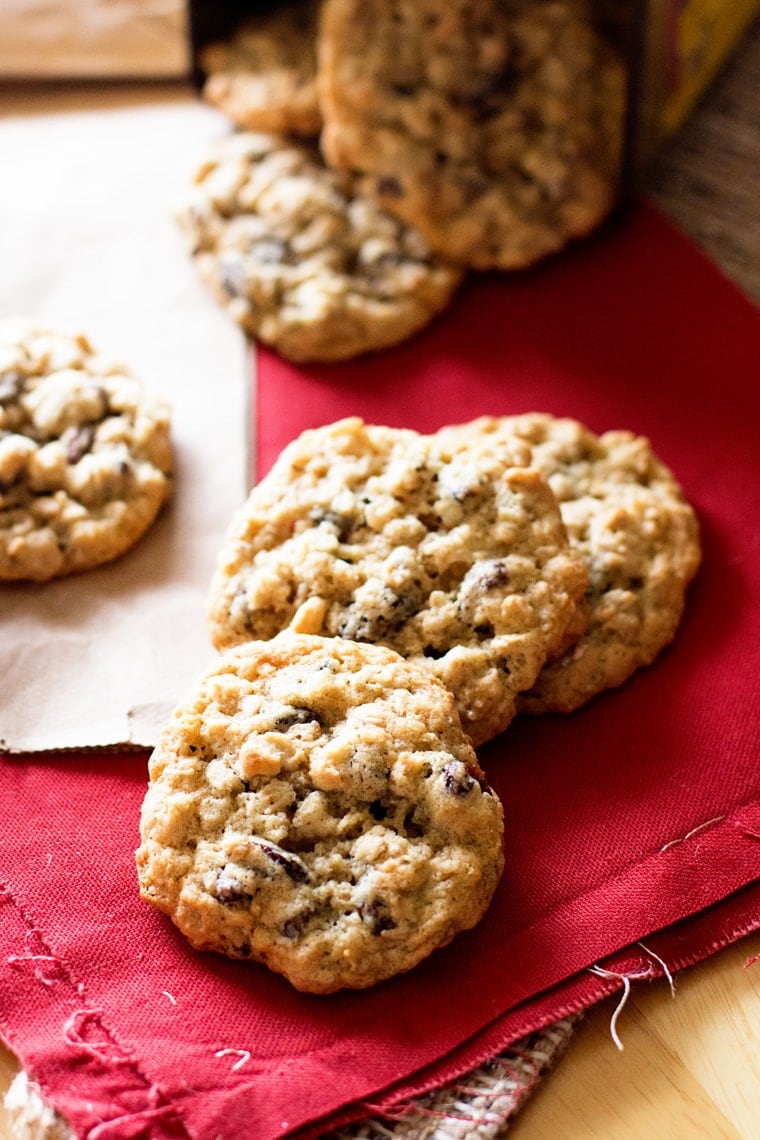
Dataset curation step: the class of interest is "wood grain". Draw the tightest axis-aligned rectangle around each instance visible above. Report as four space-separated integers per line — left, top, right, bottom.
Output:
0 0 189 79
511 935 760 1140
647 16 760 304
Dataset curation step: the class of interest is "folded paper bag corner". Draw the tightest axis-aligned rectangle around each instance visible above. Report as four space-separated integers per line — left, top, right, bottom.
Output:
126 702 176 746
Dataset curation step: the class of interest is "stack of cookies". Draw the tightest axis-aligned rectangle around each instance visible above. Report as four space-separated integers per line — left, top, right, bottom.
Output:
137 413 700 993
176 0 628 361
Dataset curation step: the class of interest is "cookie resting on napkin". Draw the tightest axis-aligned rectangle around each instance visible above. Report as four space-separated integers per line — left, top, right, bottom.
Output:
136 632 505 993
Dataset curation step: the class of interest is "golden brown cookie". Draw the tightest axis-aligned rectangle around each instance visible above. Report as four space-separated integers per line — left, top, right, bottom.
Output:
201 0 323 137
318 0 626 270
433 414 701 713
175 132 464 362
0 318 172 582
207 417 588 745
136 632 505 993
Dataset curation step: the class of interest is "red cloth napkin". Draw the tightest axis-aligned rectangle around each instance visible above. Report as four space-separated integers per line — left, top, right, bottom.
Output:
2 200 759 1140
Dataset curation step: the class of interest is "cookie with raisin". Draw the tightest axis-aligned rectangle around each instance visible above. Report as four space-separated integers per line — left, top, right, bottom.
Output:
175 131 463 362
136 632 505 993
0 318 172 582
433 414 701 713
318 0 626 270
207 417 588 745
200 0 323 137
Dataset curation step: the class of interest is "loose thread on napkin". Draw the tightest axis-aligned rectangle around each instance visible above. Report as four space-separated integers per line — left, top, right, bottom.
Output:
85 1102 178 1140
7 953 59 988
63 1009 130 1065
215 1049 252 1073
588 943 678 1051
2 879 192 1139
587 965 654 1051
638 942 677 998
659 816 726 852
6 922 68 990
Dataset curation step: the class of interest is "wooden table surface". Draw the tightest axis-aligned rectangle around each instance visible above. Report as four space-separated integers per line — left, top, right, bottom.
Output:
1 16 758 1140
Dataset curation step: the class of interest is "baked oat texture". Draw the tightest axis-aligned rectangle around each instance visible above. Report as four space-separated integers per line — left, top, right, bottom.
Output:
175 132 463 362
434 414 701 713
200 0 323 137
207 417 588 746
0 318 173 582
318 0 626 270
136 632 505 993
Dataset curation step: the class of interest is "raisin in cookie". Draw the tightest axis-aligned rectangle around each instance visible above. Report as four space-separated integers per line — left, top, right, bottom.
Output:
207 418 588 746
175 132 464 362
0 319 172 582
200 0 323 137
318 0 626 270
434 414 701 713
136 632 504 993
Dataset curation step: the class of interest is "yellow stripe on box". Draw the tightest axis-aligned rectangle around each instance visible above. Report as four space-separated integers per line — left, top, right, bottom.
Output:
662 0 760 134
